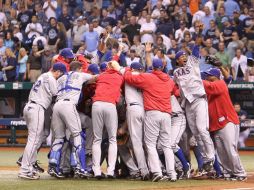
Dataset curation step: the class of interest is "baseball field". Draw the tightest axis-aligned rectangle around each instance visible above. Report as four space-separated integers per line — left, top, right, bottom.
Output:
0 147 253 190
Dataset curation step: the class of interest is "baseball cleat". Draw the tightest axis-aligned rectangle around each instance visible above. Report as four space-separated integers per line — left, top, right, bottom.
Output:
48 167 65 178
170 176 177 182
16 156 22 166
18 173 40 180
152 174 163 182
183 163 191 179
160 175 170 181
176 170 184 180
33 161 44 173
106 174 116 179
229 176 247 181
142 173 150 181
129 174 142 180
203 160 214 173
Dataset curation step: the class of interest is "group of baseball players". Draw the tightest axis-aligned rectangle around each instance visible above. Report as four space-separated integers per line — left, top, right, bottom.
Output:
17 40 247 182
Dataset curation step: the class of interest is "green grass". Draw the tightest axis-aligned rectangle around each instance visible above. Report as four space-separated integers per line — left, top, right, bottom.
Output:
0 149 253 190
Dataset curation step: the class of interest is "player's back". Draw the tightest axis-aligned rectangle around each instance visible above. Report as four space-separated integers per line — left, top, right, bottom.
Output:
56 71 92 104
29 72 57 109
173 55 206 103
124 71 144 107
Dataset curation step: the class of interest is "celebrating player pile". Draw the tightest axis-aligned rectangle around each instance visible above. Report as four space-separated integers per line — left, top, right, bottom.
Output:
17 45 246 182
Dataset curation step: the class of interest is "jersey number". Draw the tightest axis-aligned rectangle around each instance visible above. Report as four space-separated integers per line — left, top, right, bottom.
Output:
33 80 41 93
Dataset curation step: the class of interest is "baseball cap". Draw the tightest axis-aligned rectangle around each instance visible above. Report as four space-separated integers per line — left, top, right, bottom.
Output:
152 59 163 69
60 48 74 59
53 62 67 74
100 62 107 72
221 17 229 23
130 62 144 70
175 50 186 60
77 16 84 21
88 63 100 75
204 68 221 78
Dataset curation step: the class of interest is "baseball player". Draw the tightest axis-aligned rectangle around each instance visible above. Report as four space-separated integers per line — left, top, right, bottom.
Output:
18 63 67 180
48 61 96 178
173 45 215 173
202 68 247 181
91 61 124 179
54 48 75 71
119 62 150 180
124 59 179 182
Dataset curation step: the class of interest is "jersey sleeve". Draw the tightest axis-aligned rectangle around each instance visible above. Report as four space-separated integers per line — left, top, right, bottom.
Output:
48 76 58 96
81 73 93 82
124 71 149 89
203 80 225 95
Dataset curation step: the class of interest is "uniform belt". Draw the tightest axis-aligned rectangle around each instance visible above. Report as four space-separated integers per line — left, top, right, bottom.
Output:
129 103 140 106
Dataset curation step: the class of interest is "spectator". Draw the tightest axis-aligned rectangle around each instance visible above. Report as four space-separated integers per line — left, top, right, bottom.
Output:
156 14 174 37
188 0 200 15
46 17 58 52
227 31 244 62
154 35 167 54
215 6 226 31
215 41 230 71
26 45 42 82
140 14 156 44
17 4 32 32
125 49 140 66
220 16 235 46
13 25 23 42
82 23 99 57
25 15 43 39
72 16 87 53
4 30 14 50
34 3 48 33
100 8 116 28
154 47 173 75
181 4 192 28
239 7 249 21
58 6 73 32
55 22 67 52
234 103 250 148
92 18 104 36
192 4 205 25
199 47 213 72
175 21 189 44
138 9 148 25
130 35 145 61
127 0 145 17
243 8 254 53
41 46 54 73
224 0 240 18
43 0 57 20
166 39 179 69
151 0 164 21
245 58 254 82
201 6 215 35
112 20 123 39
122 16 141 44
231 48 247 81
17 48 28 81
205 20 219 48
1 48 17 82
0 37 6 55
205 38 217 55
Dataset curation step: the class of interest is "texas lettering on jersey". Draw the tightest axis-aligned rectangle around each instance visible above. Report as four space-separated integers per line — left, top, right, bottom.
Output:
174 66 191 78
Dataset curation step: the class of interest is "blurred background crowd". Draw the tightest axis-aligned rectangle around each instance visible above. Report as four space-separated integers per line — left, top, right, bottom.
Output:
0 0 253 83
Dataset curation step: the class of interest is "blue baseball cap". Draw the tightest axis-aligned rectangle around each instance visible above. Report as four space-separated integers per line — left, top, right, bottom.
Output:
221 16 229 23
60 48 74 59
53 62 67 74
152 58 163 69
88 63 100 75
130 62 144 70
175 50 186 60
204 68 221 78
100 62 107 72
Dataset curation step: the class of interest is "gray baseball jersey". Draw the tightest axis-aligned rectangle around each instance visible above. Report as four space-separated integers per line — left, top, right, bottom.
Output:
173 56 206 103
29 72 57 109
56 71 93 104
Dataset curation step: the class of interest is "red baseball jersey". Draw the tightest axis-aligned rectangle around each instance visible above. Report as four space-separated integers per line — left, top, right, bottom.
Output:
203 80 239 132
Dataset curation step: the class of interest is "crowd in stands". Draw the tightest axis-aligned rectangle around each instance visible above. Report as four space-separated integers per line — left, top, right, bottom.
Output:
0 0 253 82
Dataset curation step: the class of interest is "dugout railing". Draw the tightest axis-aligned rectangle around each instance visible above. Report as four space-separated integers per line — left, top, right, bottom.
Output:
0 82 254 150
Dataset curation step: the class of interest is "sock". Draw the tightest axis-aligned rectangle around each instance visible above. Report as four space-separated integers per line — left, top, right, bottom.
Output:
193 146 204 170
175 148 189 171
213 155 222 176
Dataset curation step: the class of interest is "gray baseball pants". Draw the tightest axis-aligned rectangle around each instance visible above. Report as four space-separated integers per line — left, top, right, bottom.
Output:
144 110 176 178
92 101 118 176
213 122 246 177
126 104 149 176
20 103 45 175
185 97 215 163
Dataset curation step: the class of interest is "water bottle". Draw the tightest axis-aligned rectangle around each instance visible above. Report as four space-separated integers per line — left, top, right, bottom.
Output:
2 70 7 81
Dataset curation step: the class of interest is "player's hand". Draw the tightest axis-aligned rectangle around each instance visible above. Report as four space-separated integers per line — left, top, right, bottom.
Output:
145 42 152 52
